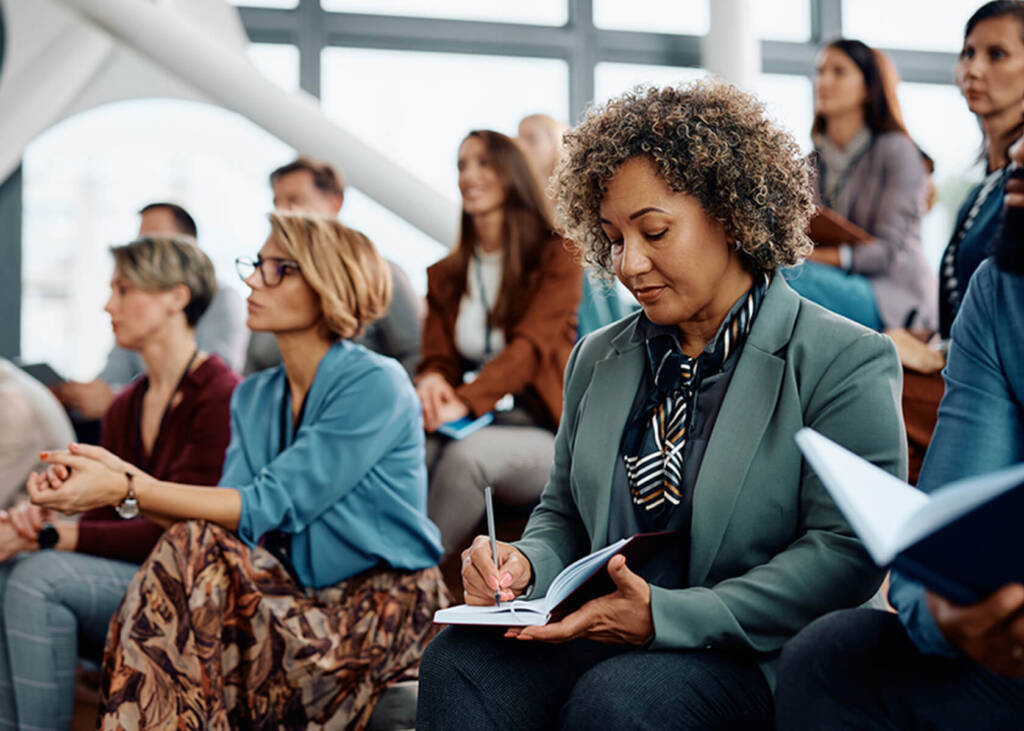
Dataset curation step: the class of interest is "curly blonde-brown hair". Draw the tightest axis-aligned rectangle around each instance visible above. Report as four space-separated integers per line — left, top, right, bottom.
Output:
551 79 815 273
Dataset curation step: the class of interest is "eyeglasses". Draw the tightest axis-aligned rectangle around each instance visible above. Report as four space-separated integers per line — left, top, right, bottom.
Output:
235 256 300 287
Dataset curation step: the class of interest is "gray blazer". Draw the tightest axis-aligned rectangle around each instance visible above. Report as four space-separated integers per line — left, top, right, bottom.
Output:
819 131 938 330
514 274 907 685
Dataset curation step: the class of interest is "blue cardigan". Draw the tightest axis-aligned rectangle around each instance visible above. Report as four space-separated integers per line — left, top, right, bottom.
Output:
219 339 443 588
890 258 1024 654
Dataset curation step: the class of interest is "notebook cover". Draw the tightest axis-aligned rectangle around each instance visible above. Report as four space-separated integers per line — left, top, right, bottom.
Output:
808 206 873 247
893 478 1024 605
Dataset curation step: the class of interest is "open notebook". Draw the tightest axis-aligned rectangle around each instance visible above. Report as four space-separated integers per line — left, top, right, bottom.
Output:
434 531 677 626
796 428 1024 604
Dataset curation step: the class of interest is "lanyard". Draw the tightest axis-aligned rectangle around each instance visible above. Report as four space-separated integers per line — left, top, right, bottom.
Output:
820 143 871 210
471 253 495 358
134 348 198 470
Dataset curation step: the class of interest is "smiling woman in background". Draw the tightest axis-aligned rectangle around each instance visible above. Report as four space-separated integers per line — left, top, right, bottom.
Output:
417 80 907 729
415 129 582 561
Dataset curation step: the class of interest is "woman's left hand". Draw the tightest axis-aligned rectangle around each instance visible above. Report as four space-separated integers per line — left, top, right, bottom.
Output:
29 444 136 515
433 399 469 428
505 555 654 645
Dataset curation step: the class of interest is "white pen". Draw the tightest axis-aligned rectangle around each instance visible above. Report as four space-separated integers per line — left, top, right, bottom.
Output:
484 485 501 605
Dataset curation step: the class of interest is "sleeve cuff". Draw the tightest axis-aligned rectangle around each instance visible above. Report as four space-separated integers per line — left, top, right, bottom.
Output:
889 573 959 657
838 244 854 272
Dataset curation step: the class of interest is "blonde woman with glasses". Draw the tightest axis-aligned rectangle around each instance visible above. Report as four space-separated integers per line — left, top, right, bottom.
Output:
28 212 448 728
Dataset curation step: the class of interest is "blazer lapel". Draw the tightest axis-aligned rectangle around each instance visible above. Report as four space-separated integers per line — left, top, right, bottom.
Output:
688 275 798 585
574 325 644 548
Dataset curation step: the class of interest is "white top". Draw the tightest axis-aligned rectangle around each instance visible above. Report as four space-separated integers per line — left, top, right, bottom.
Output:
454 249 506 366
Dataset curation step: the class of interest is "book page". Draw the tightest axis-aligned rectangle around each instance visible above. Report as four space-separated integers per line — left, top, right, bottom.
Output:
543 537 631 611
795 429 928 565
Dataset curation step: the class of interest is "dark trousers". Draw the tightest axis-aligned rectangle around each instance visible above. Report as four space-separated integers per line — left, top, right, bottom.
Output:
416 625 773 730
775 608 1024 730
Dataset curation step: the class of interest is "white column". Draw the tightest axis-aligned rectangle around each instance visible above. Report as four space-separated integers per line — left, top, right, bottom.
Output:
702 0 761 92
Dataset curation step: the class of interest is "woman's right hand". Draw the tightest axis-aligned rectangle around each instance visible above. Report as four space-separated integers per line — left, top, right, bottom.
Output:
415 372 458 432
461 535 532 605
885 328 946 374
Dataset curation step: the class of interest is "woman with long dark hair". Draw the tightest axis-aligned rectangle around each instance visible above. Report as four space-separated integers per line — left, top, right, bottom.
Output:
415 129 582 561
786 38 937 332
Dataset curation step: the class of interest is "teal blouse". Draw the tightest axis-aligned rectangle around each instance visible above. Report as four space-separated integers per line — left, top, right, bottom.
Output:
220 339 442 588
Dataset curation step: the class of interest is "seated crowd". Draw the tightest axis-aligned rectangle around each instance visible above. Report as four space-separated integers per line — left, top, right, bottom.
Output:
1 2 1023 727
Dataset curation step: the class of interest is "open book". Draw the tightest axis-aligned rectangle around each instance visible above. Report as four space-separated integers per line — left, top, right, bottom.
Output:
795 428 1024 605
434 531 677 626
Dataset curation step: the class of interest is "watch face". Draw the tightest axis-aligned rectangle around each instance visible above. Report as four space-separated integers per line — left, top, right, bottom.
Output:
116 497 140 520
37 523 59 550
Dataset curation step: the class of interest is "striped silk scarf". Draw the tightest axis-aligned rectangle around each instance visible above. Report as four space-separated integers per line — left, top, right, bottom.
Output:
622 275 769 517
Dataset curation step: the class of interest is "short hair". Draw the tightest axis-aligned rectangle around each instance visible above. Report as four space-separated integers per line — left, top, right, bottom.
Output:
269 157 346 198
138 202 198 238
552 80 815 274
267 212 390 340
110 236 217 326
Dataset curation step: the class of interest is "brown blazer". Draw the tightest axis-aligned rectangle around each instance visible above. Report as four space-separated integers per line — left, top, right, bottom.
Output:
417 237 583 426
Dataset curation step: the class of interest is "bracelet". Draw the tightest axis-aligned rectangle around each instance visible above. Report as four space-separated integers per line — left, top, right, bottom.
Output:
115 471 140 519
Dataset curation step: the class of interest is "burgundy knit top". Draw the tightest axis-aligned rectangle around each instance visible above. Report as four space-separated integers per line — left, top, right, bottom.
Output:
76 355 239 563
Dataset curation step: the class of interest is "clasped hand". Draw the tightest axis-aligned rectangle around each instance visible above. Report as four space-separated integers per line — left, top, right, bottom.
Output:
928 583 1024 677
25 443 138 515
461 535 654 646
415 372 469 432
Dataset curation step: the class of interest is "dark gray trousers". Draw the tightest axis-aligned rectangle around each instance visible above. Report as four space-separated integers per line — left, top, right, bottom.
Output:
416 625 773 730
775 608 1024 730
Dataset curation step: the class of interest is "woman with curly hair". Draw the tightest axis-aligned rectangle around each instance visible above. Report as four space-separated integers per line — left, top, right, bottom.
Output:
417 80 907 729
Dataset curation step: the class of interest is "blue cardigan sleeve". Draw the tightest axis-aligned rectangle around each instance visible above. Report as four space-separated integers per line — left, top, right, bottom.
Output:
232 364 412 546
890 261 1024 654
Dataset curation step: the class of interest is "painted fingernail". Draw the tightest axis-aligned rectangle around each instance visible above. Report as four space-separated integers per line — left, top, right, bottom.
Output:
39 452 48 459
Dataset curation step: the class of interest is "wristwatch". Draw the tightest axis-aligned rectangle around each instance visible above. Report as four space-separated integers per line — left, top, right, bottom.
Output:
116 471 140 520
37 522 59 550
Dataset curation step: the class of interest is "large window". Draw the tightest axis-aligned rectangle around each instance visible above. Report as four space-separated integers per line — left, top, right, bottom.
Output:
594 0 810 41
21 101 294 379
842 0 979 53
320 0 567 25
898 81 983 269
320 47 570 291
8 0 982 363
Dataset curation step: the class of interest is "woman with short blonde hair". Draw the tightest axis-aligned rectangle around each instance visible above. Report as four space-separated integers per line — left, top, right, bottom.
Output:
27 212 448 728
0 235 237 730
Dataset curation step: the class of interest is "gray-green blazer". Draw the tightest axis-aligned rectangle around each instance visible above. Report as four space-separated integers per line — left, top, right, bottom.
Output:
514 274 906 685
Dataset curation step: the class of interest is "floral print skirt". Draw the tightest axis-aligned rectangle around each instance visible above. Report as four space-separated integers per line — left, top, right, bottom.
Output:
99 520 449 730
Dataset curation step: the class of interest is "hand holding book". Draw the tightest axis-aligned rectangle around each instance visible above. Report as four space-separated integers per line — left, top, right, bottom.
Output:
927 583 1024 677
505 553 654 646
